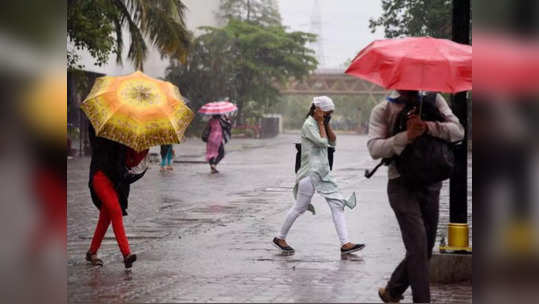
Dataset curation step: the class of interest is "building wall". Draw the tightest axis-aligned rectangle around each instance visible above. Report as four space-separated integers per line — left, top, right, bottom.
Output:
73 0 222 78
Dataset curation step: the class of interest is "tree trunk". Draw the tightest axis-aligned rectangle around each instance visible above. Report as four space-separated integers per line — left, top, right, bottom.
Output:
246 0 251 21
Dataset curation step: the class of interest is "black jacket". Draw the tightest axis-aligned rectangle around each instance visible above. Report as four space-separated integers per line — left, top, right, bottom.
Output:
88 125 145 216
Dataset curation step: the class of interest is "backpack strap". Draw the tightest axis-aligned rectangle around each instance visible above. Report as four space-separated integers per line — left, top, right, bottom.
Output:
384 99 393 136
365 100 395 179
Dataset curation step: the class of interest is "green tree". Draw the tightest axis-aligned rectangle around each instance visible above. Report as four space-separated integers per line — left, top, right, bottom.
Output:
369 0 452 39
165 19 318 132
274 94 384 132
218 0 281 26
67 0 191 70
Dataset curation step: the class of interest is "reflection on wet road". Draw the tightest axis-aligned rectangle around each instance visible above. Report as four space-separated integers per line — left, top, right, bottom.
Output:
68 134 471 303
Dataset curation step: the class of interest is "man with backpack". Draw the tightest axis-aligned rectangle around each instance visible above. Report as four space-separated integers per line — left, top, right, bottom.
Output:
368 90 464 303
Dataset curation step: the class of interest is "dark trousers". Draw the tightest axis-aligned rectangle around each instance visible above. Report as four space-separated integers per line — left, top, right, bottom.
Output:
209 143 225 165
386 178 441 303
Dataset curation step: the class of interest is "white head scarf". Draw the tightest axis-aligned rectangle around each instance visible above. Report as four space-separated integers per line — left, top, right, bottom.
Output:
312 96 335 112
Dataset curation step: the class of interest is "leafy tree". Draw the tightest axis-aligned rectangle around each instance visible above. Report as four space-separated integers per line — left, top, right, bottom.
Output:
273 94 384 132
67 0 191 70
369 0 452 39
218 0 281 26
166 19 317 132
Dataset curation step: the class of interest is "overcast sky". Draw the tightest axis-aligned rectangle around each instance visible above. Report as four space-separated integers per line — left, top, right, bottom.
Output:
277 0 385 69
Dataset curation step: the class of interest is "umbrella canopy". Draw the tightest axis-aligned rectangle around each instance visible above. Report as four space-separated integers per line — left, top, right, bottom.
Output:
345 37 472 93
81 71 194 151
474 33 539 95
198 101 238 115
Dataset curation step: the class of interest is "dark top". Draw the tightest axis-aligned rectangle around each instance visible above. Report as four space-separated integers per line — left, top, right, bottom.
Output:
88 125 147 216
160 144 172 159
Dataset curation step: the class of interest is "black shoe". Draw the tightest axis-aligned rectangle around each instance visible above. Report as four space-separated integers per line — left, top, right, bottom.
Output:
340 243 366 254
85 251 103 266
378 287 404 303
272 237 295 253
124 254 137 269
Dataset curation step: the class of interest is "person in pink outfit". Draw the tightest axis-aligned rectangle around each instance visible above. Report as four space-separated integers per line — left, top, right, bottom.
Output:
205 115 230 173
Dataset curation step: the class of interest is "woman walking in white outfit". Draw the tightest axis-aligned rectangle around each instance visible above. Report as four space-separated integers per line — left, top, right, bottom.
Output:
273 96 365 254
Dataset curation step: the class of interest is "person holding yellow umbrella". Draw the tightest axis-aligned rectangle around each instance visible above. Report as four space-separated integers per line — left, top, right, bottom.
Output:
81 71 194 269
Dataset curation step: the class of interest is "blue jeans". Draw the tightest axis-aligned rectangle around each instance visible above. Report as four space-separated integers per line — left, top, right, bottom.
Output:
160 149 172 167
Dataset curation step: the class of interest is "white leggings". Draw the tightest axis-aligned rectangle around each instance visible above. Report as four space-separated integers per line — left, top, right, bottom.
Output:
278 176 350 245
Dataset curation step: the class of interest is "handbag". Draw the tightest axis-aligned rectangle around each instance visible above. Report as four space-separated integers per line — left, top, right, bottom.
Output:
201 124 210 142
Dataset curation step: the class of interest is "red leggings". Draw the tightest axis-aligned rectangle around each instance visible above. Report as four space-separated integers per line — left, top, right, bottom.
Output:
89 171 130 257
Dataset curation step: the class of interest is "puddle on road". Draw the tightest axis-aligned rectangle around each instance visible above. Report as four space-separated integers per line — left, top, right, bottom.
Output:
189 205 237 214
340 253 365 262
338 167 366 172
159 204 175 211
79 231 170 240
176 154 203 158
159 197 185 211
261 186 293 192
254 257 363 263
151 217 219 228
156 217 216 222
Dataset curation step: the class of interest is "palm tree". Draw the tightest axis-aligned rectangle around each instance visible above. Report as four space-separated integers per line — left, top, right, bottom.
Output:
111 0 191 70
68 0 191 71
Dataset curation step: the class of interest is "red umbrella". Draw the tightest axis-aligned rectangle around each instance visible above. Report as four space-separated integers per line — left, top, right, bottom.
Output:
345 37 472 93
474 32 539 95
198 101 238 115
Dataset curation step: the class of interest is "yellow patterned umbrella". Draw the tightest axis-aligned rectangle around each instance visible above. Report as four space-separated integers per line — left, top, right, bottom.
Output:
81 71 194 151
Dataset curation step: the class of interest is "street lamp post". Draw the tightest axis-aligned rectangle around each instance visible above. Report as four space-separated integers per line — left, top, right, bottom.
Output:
442 0 472 253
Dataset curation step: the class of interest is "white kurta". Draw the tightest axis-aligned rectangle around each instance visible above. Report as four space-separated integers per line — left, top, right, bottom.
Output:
293 116 356 209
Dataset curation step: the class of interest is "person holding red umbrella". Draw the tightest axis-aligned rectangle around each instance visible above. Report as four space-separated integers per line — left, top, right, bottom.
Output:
368 90 464 303
346 37 471 303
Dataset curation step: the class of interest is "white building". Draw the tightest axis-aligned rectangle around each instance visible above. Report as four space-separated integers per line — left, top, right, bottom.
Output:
74 0 223 78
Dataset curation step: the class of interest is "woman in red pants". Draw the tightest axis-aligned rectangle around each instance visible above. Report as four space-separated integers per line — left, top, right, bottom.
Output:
85 125 148 269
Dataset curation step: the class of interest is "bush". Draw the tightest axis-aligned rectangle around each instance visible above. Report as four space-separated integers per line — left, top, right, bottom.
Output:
244 128 256 138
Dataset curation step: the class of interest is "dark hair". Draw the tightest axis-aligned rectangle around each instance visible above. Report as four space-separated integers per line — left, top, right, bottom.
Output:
305 104 316 118
397 90 420 103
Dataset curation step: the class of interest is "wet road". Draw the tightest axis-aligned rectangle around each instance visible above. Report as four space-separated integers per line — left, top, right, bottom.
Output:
68 134 471 303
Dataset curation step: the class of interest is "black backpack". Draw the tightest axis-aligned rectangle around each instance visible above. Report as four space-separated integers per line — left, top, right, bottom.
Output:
365 93 456 185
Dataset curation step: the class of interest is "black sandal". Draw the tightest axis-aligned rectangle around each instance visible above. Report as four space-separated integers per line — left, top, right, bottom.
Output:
124 253 137 269
86 251 103 266
272 237 295 253
340 243 366 254
378 287 404 303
